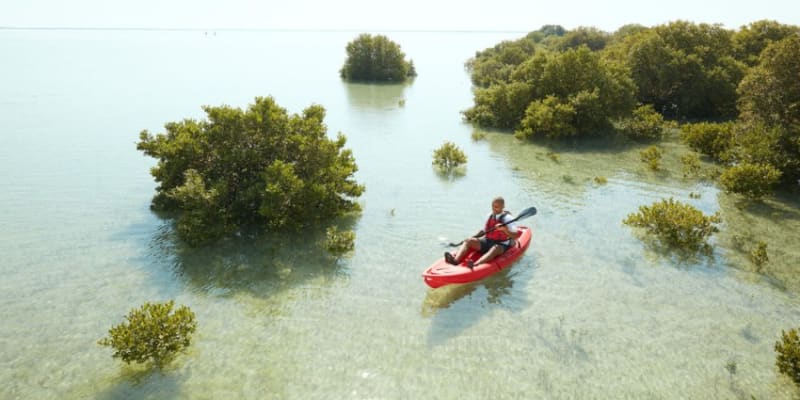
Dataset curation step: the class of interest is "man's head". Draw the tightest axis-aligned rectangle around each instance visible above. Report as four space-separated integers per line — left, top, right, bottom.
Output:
491 196 505 214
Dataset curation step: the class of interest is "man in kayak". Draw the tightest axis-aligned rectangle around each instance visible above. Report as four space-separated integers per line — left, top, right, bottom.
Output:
444 197 521 269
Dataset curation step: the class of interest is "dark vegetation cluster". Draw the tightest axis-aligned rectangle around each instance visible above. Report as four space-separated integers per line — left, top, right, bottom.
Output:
99 301 196 368
432 141 468 170
137 96 365 246
464 21 800 196
622 197 721 254
340 34 416 82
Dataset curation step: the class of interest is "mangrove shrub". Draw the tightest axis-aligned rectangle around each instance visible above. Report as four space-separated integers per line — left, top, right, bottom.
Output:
98 301 197 368
557 26 610 51
463 81 534 130
618 104 666 140
736 35 800 183
681 153 702 178
719 162 782 199
623 198 722 253
750 240 769 270
776 328 800 385
639 145 663 171
137 96 365 245
432 141 467 170
466 38 537 87
515 96 577 139
465 46 636 136
608 21 745 119
340 34 417 82
679 122 735 162
324 226 356 256
732 20 800 66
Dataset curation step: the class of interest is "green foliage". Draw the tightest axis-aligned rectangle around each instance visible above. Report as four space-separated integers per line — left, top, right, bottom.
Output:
681 153 702 177
558 27 610 51
594 176 608 184
750 240 769 270
470 130 486 141
732 20 800 66
523 25 567 49
463 81 535 129
527 25 567 40
515 96 577 139
432 141 468 170
340 34 416 82
607 21 745 119
466 38 537 87
730 121 798 188
639 145 663 171
725 359 737 377
466 46 636 136
719 163 782 199
541 47 636 124
679 122 735 162
618 104 666 140
736 35 800 183
776 328 800 385
137 96 365 245
324 226 356 256
623 198 721 253
98 301 197 368
568 88 610 134
611 24 649 42
738 35 800 128
167 169 229 244
535 25 567 38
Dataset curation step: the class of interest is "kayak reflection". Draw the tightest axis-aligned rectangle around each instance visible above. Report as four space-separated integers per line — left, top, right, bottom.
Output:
420 267 517 317
422 267 529 348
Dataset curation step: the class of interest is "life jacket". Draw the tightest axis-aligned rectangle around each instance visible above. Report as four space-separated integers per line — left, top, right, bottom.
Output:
485 211 511 241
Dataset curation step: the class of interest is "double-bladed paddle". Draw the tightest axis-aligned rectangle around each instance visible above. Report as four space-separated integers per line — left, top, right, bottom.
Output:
447 206 538 247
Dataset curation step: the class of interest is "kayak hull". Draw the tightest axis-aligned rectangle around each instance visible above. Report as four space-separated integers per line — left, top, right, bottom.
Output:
423 226 532 288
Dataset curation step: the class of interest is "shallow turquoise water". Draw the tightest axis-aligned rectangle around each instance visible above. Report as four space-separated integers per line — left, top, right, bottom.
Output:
1 29 799 399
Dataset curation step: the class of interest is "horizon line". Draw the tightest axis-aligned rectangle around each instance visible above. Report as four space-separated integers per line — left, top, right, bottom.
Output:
0 26 533 34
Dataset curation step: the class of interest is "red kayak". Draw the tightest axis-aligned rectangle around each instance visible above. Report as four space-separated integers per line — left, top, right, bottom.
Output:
422 226 532 288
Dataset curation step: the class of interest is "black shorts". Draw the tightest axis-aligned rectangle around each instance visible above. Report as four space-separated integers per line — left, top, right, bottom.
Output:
478 238 513 253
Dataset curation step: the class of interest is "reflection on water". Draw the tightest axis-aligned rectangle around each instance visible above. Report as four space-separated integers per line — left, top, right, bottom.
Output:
434 166 467 183
148 218 357 300
421 267 525 316
423 261 535 347
344 81 410 110
421 280 479 317
93 365 183 400
628 229 719 268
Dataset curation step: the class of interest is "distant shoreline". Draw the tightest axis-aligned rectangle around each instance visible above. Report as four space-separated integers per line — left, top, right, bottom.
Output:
0 26 530 34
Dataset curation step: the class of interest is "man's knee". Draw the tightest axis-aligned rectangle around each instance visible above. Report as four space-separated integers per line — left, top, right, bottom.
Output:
489 245 504 256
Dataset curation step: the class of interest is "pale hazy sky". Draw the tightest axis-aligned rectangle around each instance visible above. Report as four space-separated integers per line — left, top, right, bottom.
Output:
1 0 798 32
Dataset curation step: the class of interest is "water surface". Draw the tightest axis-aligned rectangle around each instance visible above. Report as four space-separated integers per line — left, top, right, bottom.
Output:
1 29 799 399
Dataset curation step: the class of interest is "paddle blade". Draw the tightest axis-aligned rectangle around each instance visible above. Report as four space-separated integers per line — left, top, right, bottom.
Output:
510 206 537 222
